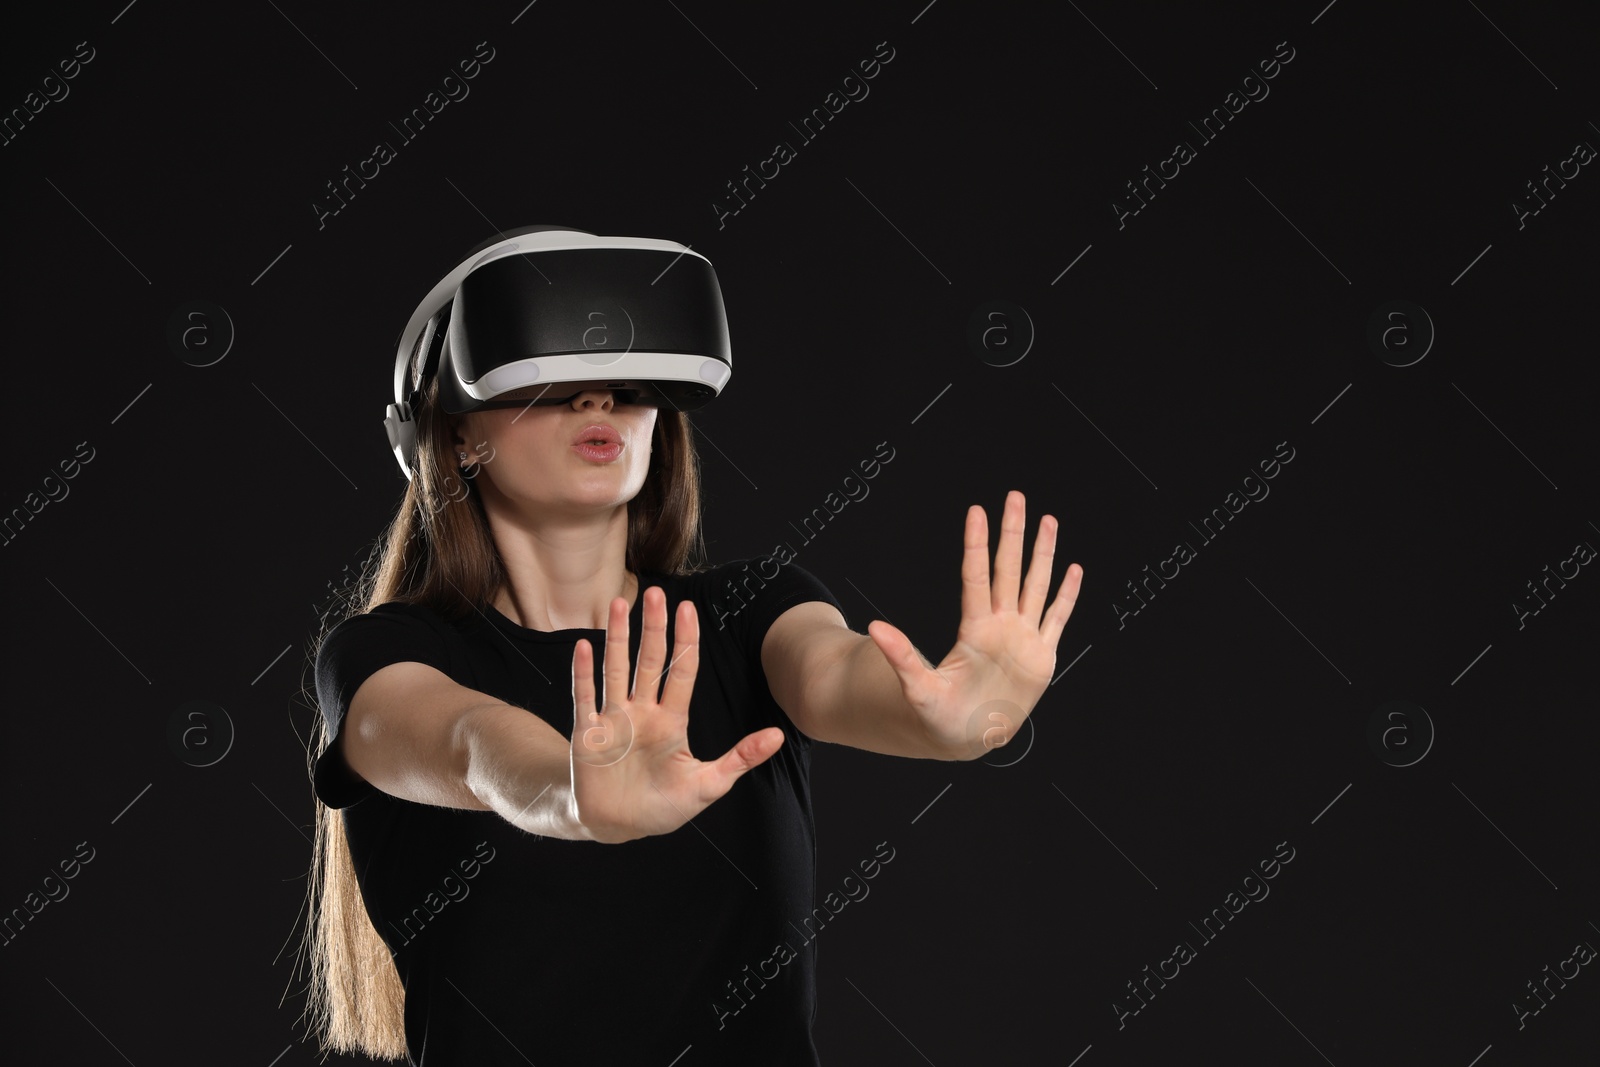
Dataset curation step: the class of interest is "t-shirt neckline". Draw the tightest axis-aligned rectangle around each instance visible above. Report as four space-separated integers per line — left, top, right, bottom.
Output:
483 569 663 642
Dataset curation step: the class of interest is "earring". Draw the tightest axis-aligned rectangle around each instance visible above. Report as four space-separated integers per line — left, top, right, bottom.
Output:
458 452 468 462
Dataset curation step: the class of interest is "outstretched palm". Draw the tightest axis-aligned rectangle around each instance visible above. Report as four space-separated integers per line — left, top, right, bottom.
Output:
863 490 1084 760
569 587 784 843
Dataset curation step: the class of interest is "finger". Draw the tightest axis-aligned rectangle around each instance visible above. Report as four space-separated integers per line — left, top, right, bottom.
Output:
602 594 631 713
700 726 784 800
960 502 992 626
993 490 1026 614
1040 562 1085 649
632 586 666 702
572 637 596 730
1018 513 1058 627
659 599 700 715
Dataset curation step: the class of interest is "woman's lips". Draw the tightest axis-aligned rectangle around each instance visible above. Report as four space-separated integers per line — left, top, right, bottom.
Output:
572 442 623 462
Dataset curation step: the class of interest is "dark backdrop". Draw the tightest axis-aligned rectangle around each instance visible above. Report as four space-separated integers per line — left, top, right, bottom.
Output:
2 1 1595 1064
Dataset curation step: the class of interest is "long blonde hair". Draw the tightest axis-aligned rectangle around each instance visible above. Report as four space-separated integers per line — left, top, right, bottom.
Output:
294 372 709 1058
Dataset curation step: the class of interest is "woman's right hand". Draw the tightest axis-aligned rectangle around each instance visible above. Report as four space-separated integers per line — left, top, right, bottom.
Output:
568 585 784 844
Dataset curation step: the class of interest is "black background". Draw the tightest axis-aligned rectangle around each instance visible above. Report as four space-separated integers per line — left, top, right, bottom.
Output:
2 1 1596 1064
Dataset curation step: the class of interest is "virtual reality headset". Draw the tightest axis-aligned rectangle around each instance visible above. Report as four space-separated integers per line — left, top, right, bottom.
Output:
384 224 733 480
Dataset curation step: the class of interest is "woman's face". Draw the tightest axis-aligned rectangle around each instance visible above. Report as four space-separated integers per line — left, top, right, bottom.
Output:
450 385 658 516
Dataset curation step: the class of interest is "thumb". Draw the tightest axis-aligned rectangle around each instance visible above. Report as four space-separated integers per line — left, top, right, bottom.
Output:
703 727 784 798
865 620 932 700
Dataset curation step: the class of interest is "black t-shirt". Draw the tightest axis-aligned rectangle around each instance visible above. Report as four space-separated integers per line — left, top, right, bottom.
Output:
313 556 846 1066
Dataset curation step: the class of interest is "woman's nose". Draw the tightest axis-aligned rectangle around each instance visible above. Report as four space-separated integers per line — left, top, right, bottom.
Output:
570 388 616 408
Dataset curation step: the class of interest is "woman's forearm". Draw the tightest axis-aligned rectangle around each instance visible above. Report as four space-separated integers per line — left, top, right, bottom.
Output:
459 703 595 840
821 635 963 760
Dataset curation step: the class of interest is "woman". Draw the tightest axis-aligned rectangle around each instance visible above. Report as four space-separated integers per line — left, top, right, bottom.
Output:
299 238 1083 1066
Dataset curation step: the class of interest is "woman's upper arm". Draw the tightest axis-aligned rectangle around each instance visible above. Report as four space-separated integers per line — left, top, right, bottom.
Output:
340 660 498 811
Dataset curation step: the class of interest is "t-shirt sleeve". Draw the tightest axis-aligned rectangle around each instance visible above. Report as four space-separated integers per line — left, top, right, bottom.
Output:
717 557 849 744
312 602 455 809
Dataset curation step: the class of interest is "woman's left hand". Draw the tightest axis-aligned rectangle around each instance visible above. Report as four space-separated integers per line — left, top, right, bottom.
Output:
864 490 1084 760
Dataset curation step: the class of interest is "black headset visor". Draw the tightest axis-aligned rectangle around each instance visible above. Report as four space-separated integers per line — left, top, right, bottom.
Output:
438 247 731 415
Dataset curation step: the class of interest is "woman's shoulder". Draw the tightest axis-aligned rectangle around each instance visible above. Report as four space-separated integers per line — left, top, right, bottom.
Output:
656 558 776 599
667 555 780 583
365 598 437 619
327 598 463 644
343 598 447 626
676 553 833 593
